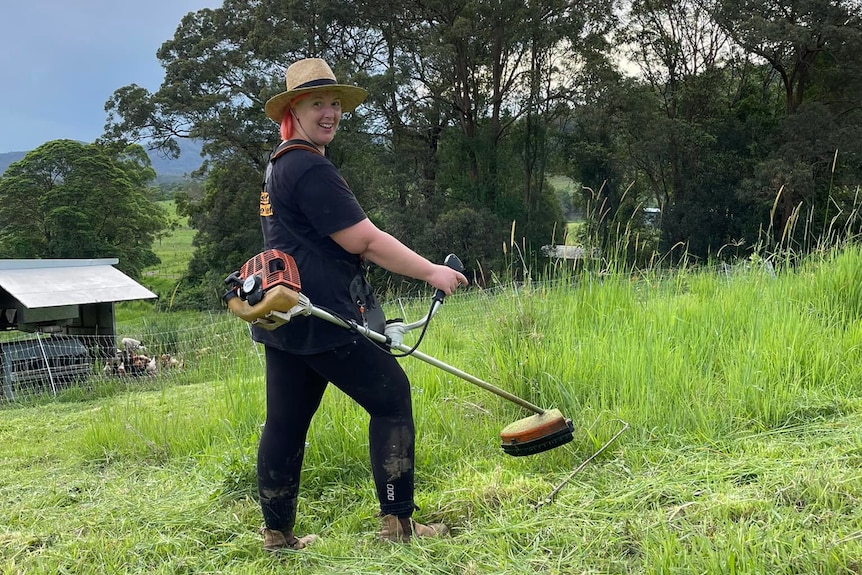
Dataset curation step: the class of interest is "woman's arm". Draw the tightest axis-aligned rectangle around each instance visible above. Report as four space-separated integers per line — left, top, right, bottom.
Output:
331 218 468 295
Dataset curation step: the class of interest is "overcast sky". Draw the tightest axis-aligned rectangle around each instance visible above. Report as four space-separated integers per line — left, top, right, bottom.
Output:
0 0 221 153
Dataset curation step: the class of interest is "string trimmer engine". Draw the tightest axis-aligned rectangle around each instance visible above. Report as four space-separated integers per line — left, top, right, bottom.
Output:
224 249 302 305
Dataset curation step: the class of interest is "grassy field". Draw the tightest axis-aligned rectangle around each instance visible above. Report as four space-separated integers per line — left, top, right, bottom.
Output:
3 242 862 573
140 200 195 298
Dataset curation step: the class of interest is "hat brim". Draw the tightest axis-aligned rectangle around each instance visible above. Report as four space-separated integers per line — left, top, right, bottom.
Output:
264 84 368 123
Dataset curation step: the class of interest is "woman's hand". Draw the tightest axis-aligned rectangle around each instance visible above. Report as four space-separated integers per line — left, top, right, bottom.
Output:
426 263 468 296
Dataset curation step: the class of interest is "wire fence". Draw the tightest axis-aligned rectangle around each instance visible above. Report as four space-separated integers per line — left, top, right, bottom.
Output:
0 264 764 405
0 284 513 404
0 312 261 404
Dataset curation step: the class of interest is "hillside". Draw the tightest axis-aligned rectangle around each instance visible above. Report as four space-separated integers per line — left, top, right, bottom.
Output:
0 139 204 184
0 151 25 173
145 139 205 183
3 247 862 573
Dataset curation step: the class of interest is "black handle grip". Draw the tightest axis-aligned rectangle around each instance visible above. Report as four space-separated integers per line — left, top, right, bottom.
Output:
224 271 242 289
222 271 243 304
433 253 466 303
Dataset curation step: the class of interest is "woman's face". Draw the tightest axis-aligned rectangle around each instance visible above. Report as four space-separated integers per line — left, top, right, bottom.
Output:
291 90 343 148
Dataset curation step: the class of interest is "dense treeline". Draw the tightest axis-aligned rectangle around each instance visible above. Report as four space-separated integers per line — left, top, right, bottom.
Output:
0 140 168 277
3 0 860 309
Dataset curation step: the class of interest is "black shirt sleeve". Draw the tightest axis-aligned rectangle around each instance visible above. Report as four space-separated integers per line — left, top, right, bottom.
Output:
292 162 367 237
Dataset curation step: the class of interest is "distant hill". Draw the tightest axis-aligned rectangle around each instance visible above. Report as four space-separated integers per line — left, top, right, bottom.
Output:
0 139 205 184
0 151 26 174
146 139 206 183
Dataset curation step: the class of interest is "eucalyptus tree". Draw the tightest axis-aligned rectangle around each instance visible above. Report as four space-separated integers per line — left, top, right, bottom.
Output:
397 0 616 258
620 0 740 256
708 0 862 245
102 0 394 294
710 0 862 114
0 140 167 277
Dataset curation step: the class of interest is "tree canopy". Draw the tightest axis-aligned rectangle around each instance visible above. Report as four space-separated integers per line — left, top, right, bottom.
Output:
99 0 862 305
0 140 169 277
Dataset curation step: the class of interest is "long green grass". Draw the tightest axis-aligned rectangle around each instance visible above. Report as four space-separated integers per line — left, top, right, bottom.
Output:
3 244 862 573
139 200 195 297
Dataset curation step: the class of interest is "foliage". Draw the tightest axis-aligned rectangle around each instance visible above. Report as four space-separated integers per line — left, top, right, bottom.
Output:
420 206 509 284
86 0 862 303
712 0 862 250
553 0 862 263
100 0 615 308
0 140 168 277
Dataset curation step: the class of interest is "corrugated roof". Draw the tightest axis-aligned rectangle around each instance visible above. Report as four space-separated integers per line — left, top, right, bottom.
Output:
0 259 157 309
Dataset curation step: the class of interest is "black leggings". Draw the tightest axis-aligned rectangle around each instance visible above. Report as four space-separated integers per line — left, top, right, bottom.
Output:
258 337 416 532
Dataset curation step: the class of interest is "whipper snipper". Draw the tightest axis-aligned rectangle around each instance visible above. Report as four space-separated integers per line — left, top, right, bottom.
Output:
224 250 574 456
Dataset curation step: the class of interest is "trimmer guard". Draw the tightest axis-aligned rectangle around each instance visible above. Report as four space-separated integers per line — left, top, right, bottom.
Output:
499 409 575 456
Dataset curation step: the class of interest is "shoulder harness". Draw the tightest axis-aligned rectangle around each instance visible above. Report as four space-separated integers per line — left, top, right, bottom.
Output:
262 140 321 198
270 139 321 162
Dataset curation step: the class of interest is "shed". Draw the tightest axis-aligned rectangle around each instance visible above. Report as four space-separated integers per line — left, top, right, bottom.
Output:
0 258 156 358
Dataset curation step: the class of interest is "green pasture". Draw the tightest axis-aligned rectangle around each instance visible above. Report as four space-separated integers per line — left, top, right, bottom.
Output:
3 243 862 574
140 200 195 297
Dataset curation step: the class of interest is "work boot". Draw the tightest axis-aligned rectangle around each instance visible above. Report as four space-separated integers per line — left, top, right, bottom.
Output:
379 514 449 543
260 527 319 552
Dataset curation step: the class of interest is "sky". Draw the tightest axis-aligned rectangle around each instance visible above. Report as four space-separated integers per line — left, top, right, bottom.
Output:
0 0 222 153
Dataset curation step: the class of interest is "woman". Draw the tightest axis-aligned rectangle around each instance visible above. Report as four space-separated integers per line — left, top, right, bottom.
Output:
254 58 468 551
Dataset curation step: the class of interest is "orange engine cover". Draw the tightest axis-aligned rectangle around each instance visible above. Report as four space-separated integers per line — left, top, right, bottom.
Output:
239 249 302 293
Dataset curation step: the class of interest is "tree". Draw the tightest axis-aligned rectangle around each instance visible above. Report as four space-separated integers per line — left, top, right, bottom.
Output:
711 0 862 243
171 155 263 310
619 0 750 258
102 0 394 302
0 140 168 277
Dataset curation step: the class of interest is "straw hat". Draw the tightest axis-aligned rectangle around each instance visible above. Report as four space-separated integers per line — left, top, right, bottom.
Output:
264 58 368 123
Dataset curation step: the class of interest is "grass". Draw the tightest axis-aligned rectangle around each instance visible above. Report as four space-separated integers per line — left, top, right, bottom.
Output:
140 200 195 297
3 244 862 573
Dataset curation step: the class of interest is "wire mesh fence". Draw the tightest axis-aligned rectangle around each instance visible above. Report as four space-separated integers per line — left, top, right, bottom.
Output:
0 312 263 403
0 282 534 404
0 276 623 404
1 269 618 402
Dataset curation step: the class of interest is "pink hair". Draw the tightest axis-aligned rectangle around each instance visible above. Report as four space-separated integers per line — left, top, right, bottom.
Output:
279 112 294 141
279 94 310 140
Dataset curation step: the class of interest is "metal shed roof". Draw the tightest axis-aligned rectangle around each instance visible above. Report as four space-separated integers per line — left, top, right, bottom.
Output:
0 259 157 309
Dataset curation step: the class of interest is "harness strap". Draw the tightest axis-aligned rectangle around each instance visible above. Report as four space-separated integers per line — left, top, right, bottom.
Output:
270 140 321 162
261 139 321 206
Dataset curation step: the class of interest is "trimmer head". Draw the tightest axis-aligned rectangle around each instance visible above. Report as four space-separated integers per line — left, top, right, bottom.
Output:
499 408 574 456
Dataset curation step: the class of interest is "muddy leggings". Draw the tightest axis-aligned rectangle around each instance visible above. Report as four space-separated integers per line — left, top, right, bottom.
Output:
258 337 416 532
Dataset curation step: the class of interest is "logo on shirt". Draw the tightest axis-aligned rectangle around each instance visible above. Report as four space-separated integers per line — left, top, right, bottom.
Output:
260 190 273 217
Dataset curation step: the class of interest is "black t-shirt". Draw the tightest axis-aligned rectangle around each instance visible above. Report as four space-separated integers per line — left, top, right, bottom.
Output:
252 141 368 354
